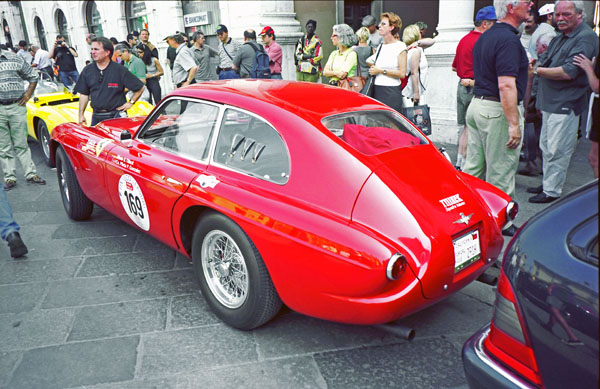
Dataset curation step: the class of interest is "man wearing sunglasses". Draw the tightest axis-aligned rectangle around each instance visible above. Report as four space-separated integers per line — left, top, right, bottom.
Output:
74 37 145 126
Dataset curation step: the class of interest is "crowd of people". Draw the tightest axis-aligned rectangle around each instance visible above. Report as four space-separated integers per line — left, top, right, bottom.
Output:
454 0 598 236
1 0 598 256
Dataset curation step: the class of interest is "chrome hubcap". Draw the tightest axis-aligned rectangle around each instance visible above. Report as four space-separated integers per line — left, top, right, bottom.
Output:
201 230 248 308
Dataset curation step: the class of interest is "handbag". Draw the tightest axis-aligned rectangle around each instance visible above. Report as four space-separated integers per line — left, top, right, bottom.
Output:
361 44 383 96
401 104 432 136
337 58 365 93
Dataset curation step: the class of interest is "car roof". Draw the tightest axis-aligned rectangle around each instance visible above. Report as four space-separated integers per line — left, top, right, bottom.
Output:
171 79 388 122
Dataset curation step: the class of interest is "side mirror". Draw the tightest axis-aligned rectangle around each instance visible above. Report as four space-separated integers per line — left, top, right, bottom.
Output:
120 130 133 148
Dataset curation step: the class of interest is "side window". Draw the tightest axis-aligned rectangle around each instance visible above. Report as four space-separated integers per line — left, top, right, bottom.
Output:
214 109 290 184
139 99 219 160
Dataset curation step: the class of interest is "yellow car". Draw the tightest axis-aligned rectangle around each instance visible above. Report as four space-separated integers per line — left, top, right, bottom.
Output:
27 79 153 167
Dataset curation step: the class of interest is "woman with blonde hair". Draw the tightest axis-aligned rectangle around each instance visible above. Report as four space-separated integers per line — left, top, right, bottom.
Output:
323 24 358 86
366 12 407 112
401 24 429 107
353 26 373 78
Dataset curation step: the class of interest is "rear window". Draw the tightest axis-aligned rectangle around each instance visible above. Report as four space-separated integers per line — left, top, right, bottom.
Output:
321 110 427 155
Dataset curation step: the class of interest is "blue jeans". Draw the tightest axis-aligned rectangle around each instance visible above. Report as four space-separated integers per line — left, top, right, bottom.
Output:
0 189 19 241
58 70 79 87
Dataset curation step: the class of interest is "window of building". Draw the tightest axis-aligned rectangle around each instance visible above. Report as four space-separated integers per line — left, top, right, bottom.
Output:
86 0 103 36
56 9 70 45
34 16 47 50
126 1 147 33
214 109 290 184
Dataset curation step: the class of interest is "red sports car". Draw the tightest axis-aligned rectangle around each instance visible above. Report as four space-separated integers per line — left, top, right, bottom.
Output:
50 80 517 330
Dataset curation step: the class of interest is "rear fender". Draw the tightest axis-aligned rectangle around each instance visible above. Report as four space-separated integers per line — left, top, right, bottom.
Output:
460 173 512 230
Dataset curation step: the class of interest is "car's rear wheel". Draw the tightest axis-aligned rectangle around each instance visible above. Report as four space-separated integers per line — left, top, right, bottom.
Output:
56 146 93 220
36 120 54 167
192 212 282 330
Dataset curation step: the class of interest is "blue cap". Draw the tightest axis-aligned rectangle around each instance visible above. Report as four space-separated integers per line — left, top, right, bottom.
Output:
475 6 497 22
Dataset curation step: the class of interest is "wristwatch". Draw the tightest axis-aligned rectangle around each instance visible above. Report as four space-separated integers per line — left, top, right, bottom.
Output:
383 69 387 75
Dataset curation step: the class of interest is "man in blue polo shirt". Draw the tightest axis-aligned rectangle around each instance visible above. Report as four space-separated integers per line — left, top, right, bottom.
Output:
463 0 530 236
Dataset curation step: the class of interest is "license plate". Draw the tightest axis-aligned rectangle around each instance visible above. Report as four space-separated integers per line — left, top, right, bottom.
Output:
453 229 481 273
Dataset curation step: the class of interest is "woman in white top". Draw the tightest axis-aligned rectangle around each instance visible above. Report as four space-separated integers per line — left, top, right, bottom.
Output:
366 12 407 112
402 24 429 107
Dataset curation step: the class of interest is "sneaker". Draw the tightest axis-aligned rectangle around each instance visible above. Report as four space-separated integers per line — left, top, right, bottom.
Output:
6 232 27 258
4 179 16 191
26 174 46 185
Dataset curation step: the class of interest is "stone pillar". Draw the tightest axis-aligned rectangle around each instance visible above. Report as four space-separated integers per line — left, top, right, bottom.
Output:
423 0 475 144
258 1 303 80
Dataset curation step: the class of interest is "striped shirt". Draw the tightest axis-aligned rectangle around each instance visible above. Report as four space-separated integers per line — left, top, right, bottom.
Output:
0 50 38 102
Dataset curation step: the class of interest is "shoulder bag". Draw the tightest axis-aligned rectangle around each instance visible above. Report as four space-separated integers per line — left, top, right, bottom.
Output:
361 43 383 96
337 51 366 93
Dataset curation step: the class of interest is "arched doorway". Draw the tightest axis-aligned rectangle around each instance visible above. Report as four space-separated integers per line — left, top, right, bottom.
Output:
56 9 70 45
34 16 48 50
86 0 103 36
2 19 12 48
125 0 148 33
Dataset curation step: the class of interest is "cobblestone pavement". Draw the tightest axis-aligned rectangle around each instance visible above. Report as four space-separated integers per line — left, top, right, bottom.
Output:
0 136 595 388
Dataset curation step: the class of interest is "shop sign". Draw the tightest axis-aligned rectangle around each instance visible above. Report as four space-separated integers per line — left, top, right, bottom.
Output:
184 11 210 27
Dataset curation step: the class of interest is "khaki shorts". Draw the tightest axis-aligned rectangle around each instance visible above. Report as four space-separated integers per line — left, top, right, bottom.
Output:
456 82 474 126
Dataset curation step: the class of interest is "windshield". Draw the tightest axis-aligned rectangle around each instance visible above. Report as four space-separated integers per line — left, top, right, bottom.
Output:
321 110 428 155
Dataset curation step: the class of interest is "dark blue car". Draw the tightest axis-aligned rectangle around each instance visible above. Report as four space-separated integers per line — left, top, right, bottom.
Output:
462 181 598 388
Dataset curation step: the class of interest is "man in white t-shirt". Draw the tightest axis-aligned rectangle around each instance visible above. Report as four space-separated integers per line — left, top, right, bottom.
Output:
528 3 556 59
31 44 54 80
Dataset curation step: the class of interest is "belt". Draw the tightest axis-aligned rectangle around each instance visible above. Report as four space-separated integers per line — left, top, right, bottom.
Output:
221 67 232 71
474 95 500 102
94 109 117 113
0 99 20 105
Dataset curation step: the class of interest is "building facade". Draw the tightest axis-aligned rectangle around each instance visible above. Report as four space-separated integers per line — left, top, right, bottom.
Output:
1 0 597 144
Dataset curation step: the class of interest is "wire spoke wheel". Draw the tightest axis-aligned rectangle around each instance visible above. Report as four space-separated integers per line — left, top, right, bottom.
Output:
201 230 249 308
192 212 282 330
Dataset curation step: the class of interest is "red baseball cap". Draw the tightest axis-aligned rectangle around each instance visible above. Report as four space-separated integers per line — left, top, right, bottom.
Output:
259 26 274 36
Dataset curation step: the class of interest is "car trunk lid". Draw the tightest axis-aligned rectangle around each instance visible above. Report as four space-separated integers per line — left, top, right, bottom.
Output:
367 145 499 299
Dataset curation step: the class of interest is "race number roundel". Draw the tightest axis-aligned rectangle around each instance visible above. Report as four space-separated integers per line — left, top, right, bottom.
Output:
118 174 150 231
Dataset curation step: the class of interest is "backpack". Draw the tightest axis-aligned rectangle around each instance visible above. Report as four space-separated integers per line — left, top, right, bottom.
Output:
248 42 271 79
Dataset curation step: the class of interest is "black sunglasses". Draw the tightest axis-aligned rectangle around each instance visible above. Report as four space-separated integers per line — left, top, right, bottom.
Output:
98 69 104 84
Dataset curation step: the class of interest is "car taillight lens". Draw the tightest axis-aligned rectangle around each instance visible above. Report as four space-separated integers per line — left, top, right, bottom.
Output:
506 201 519 222
484 270 543 387
386 253 407 280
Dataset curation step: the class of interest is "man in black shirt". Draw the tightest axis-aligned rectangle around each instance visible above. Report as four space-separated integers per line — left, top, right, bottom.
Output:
463 0 530 236
49 35 79 89
74 37 144 126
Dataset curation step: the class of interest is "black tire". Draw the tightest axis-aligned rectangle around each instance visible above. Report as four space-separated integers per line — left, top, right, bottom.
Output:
37 120 55 167
55 146 94 220
192 212 282 330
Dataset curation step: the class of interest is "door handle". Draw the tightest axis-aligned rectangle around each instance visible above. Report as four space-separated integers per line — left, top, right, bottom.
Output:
162 176 182 186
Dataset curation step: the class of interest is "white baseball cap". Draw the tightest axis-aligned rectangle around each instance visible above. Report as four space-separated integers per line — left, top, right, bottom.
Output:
538 4 555 16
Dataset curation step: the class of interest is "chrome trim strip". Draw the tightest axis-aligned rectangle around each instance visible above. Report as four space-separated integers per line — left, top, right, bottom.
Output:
473 327 533 389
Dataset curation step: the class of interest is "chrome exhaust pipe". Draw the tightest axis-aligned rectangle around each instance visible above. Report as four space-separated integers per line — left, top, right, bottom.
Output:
374 322 415 340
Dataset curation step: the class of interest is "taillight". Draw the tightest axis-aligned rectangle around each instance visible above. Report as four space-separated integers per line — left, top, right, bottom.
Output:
506 201 518 222
386 253 407 280
484 270 543 386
